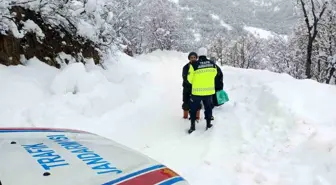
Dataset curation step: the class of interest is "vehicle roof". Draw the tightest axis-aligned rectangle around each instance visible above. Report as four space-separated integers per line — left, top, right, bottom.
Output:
0 127 188 185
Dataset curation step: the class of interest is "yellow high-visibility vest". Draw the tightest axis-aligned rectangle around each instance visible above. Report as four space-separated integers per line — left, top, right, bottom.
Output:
187 60 217 96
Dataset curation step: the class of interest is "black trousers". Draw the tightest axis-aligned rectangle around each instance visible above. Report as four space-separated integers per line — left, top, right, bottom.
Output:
182 88 191 110
190 95 212 122
182 88 202 111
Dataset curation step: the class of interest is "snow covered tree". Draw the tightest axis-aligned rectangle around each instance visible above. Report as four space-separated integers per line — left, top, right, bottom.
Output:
134 0 181 53
323 55 336 84
264 35 291 73
209 33 230 65
297 0 328 79
225 33 263 69
313 0 336 83
0 0 11 34
264 24 308 79
104 0 147 53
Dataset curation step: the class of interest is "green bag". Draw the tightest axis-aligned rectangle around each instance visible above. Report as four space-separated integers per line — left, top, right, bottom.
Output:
216 89 229 105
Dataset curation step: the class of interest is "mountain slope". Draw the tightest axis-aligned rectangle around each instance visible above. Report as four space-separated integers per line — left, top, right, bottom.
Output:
178 0 297 44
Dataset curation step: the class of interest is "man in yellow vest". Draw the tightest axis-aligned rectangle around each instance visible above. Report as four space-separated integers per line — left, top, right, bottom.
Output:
187 47 222 134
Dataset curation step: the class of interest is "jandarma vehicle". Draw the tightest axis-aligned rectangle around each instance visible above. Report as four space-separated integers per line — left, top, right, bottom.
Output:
0 127 189 185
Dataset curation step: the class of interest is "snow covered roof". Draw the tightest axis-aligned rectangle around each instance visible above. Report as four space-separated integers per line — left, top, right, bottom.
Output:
0 127 189 185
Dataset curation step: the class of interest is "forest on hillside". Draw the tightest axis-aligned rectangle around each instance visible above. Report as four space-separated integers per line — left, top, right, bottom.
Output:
0 0 335 83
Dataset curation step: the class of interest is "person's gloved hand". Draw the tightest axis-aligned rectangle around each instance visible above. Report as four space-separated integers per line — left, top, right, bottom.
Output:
182 102 190 110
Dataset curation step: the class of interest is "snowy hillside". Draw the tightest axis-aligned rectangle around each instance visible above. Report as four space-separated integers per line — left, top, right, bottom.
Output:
1 51 336 185
178 0 297 36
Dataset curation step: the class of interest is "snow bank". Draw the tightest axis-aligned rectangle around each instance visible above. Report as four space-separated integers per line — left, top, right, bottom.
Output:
212 65 336 185
0 52 149 128
268 79 336 124
1 50 336 185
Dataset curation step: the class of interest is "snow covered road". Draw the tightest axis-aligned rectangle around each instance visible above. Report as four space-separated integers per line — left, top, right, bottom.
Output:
1 50 336 185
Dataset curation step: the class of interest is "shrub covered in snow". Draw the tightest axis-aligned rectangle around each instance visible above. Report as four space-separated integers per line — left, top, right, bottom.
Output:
0 0 191 67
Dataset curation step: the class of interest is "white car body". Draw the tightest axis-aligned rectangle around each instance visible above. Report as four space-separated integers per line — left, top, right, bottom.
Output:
0 127 189 185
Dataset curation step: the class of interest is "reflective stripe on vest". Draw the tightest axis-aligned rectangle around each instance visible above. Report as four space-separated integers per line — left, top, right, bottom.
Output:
193 68 217 74
192 87 215 92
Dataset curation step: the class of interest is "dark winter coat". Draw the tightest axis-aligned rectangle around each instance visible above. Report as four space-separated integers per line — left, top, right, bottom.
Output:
182 62 192 89
215 64 224 91
182 62 192 110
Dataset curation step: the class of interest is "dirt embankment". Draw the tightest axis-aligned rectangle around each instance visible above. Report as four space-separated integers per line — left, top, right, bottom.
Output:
0 6 100 68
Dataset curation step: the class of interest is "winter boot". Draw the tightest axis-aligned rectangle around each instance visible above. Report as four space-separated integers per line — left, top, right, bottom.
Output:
188 120 196 134
205 116 214 120
183 110 189 119
196 110 200 120
206 119 213 130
